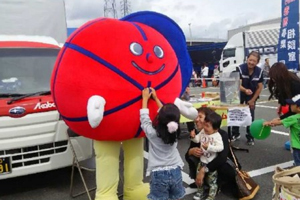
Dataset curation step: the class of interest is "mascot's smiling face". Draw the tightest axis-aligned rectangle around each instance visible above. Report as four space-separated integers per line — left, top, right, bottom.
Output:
51 18 183 141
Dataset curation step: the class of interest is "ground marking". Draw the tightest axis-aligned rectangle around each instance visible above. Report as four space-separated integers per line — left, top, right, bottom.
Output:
144 149 293 195
271 130 289 136
248 161 294 177
256 105 277 109
256 100 277 104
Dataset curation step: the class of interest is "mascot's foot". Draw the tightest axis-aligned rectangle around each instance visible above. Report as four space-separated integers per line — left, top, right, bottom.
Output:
94 194 119 200
123 183 149 200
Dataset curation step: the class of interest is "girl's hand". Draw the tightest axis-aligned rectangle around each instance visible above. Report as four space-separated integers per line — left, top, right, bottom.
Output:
150 87 157 100
142 88 152 100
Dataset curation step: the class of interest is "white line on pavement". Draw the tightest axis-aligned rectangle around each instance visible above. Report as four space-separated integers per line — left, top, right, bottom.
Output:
271 130 289 136
256 100 277 104
144 151 294 195
256 105 277 109
248 161 294 177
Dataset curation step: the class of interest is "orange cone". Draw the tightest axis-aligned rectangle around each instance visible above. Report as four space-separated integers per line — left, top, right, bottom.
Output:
202 77 207 88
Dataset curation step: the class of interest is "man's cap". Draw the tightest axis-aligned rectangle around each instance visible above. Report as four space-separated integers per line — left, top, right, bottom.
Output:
286 94 300 106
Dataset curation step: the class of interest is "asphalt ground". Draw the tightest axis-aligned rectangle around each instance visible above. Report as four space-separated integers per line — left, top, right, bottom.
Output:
0 84 294 200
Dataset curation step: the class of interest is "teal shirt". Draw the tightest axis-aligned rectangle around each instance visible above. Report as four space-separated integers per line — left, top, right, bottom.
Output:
282 113 300 149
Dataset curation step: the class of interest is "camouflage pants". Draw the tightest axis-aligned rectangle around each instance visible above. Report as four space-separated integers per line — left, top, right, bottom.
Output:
197 163 218 200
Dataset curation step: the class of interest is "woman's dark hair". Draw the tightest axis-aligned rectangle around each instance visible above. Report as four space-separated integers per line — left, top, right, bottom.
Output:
247 51 261 63
268 62 300 101
197 107 214 116
153 103 180 145
204 112 222 130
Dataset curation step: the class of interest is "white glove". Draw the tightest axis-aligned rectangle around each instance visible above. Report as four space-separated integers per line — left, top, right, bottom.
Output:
174 98 198 120
87 95 106 128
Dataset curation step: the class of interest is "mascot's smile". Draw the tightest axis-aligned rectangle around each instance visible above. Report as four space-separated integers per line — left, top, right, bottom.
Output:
131 61 165 75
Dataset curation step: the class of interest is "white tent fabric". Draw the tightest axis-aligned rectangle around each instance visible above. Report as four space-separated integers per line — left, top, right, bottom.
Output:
0 0 67 44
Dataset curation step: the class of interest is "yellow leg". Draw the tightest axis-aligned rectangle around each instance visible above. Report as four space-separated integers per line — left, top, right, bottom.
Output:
94 140 121 200
122 138 149 200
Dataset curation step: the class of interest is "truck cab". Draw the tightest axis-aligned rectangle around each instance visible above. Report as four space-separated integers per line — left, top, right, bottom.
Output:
219 32 245 73
0 36 93 179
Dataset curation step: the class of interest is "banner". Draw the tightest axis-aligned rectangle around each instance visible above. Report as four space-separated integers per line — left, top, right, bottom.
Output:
277 0 299 71
227 107 252 127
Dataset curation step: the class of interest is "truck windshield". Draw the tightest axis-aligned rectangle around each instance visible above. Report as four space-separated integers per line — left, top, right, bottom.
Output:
223 48 236 59
0 48 59 96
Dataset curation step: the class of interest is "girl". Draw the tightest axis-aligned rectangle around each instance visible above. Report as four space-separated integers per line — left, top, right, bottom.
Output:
268 62 300 120
140 87 185 200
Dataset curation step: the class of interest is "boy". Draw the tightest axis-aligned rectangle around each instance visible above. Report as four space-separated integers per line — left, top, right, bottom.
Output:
190 112 223 200
264 94 300 166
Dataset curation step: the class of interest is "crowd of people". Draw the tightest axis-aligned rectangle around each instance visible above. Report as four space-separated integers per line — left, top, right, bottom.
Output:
140 51 300 200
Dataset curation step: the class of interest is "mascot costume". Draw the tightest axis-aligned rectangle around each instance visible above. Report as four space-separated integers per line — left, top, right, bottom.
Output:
51 11 197 200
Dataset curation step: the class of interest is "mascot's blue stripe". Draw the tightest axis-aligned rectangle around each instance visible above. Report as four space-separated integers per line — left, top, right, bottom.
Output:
154 64 179 91
104 95 141 116
131 23 148 41
59 63 178 122
134 126 142 138
68 18 106 43
64 42 144 91
53 18 106 117
62 115 88 122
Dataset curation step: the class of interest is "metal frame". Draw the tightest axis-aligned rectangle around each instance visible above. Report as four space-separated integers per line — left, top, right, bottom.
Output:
66 131 96 200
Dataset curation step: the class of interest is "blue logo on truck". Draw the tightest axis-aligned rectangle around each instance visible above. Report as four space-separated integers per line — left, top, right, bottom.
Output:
9 107 26 116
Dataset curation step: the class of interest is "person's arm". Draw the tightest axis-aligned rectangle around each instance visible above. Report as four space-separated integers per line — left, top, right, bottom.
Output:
239 79 253 95
150 87 163 108
190 130 202 143
249 82 263 104
206 133 224 153
264 118 282 126
140 88 156 138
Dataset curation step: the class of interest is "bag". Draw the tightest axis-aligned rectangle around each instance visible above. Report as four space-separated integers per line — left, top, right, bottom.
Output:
272 166 300 200
229 145 260 200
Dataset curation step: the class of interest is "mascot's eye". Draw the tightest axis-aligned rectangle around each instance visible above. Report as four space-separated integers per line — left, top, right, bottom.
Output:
154 46 164 58
130 42 143 56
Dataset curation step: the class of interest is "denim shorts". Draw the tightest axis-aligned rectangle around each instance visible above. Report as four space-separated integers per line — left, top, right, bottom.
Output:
148 167 185 200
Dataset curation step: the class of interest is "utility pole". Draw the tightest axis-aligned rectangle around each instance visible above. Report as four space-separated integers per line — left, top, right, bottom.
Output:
120 0 131 17
104 0 118 18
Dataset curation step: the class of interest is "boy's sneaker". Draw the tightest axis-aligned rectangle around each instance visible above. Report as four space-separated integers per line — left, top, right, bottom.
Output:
247 138 255 146
193 192 204 200
231 134 241 141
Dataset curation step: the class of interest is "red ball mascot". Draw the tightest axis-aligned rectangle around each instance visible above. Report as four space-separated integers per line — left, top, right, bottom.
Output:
51 11 197 200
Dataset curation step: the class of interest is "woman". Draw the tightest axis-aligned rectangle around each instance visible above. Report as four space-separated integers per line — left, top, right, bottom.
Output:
185 107 240 198
268 62 300 119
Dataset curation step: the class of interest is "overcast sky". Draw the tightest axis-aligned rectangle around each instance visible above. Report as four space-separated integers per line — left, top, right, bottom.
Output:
65 0 282 40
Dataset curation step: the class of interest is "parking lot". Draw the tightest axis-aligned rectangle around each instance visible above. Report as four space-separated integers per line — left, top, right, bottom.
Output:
0 86 294 200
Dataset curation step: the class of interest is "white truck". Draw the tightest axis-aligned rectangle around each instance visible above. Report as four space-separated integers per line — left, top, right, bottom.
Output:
0 0 92 179
219 27 280 73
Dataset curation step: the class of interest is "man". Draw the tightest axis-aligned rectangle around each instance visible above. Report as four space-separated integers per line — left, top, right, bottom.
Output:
229 51 263 145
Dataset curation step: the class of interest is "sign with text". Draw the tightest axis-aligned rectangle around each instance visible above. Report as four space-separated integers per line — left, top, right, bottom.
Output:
227 107 252 127
277 0 299 71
